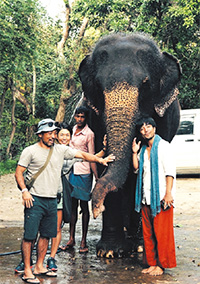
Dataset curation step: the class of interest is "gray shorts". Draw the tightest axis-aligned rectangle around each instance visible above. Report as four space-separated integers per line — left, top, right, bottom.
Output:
24 195 57 240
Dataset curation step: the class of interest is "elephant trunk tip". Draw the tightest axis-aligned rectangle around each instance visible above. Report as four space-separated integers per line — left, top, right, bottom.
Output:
92 203 105 219
92 176 118 218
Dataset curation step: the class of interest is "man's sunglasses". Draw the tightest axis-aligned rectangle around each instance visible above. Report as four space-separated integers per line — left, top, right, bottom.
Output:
39 121 60 127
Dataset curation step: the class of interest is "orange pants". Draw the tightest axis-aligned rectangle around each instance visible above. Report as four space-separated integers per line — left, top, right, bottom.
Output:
142 204 176 268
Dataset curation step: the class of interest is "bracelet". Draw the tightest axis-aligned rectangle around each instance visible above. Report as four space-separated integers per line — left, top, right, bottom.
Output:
21 188 28 193
132 152 137 154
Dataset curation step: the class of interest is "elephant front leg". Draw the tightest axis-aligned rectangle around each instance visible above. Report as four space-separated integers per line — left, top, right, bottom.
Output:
95 190 133 258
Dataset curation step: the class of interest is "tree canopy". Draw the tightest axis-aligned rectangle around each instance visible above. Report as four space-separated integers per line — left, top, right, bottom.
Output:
0 0 199 162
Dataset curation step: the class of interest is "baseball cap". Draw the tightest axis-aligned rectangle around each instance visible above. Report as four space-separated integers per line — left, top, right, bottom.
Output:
36 118 60 134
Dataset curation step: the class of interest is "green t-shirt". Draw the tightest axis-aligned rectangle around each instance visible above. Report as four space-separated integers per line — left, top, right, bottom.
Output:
18 143 77 198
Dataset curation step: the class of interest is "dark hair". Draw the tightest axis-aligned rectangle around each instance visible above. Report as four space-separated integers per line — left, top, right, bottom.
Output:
136 116 156 134
75 106 89 119
57 122 72 136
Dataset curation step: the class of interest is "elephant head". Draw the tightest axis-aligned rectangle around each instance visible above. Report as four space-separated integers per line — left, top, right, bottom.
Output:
79 33 181 218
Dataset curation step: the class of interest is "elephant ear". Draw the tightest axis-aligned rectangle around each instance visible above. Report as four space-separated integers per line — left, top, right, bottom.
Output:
79 55 102 116
154 52 182 117
78 55 99 114
78 55 95 97
79 55 91 84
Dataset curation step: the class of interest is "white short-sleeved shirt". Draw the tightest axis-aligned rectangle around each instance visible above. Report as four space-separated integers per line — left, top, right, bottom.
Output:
18 143 77 198
139 139 176 205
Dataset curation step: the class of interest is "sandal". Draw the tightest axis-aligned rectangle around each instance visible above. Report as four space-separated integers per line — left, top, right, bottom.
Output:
34 270 57 277
22 275 40 284
79 246 88 253
59 241 75 251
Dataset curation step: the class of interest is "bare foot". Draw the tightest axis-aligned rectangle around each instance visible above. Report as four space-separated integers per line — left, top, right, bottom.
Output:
142 266 156 274
149 266 164 276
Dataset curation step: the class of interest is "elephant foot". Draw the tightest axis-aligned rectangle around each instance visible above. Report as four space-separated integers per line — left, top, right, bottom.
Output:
137 245 143 253
96 230 143 258
97 248 125 259
97 249 115 258
92 177 117 219
96 239 131 258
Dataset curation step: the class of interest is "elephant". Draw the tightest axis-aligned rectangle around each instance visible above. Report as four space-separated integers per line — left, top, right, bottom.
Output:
78 32 182 257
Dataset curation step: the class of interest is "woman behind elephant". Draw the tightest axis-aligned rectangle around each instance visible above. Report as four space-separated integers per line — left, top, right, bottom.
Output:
50 124 108 263
47 123 109 267
46 122 80 271
132 116 176 276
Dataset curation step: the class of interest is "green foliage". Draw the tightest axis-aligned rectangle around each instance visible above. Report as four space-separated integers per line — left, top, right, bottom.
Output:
0 159 18 175
0 107 38 160
0 0 66 161
71 0 139 33
0 0 45 77
0 0 199 162
72 0 200 109
134 0 199 109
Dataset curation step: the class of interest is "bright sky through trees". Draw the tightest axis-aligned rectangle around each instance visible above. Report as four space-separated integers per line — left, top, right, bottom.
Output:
39 0 66 21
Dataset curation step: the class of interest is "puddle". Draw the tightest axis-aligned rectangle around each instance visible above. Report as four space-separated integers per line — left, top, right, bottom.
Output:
0 220 194 284
1 177 200 284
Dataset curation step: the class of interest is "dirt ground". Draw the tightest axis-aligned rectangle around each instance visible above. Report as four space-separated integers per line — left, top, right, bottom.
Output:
0 173 200 284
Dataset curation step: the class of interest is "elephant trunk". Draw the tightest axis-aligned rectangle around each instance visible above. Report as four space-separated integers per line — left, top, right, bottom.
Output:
92 82 140 218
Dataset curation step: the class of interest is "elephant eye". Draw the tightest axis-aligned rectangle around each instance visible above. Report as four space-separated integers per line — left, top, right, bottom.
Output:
140 76 151 94
94 50 108 66
100 50 108 61
143 77 149 84
141 76 150 88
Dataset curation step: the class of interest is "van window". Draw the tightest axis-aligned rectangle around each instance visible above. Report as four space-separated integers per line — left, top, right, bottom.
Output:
177 115 194 135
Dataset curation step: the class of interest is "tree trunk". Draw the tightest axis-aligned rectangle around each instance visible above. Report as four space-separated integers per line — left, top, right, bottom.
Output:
55 2 89 122
78 18 89 41
6 86 17 157
32 63 36 117
0 78 10 124
15 89 31 114
57 2 70 59
55 79 76 122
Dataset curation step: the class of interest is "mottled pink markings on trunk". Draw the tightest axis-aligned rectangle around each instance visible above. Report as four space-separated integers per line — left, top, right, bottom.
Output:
104 82 139 156
92 82 139 218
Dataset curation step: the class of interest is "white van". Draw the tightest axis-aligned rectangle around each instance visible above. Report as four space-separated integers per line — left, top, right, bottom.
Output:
171 108 200 175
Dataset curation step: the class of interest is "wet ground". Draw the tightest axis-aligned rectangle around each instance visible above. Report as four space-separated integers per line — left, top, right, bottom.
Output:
0 176 200 284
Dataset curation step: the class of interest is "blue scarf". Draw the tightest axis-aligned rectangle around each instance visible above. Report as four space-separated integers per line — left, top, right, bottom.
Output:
135 134 161 217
